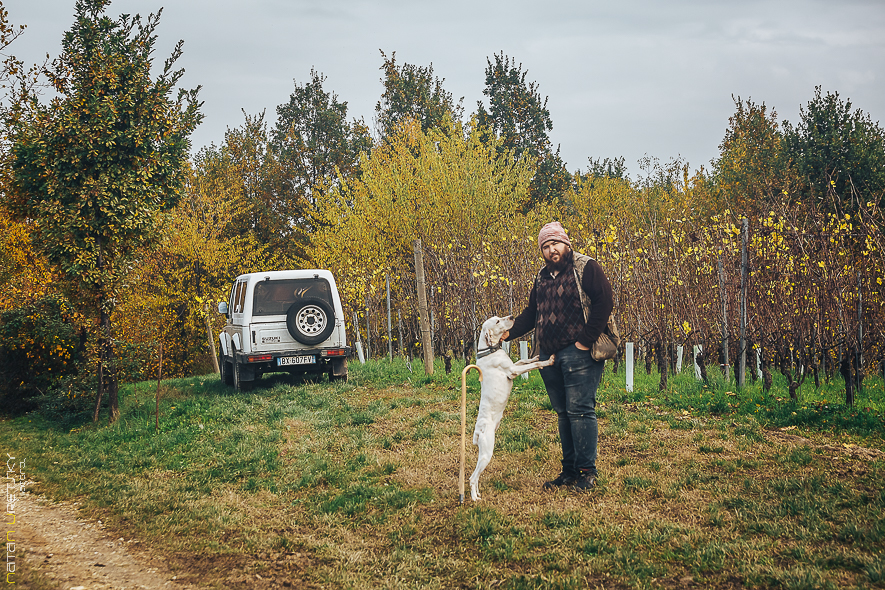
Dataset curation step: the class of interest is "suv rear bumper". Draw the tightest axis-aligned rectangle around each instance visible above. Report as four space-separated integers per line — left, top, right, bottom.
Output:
230 346 351 380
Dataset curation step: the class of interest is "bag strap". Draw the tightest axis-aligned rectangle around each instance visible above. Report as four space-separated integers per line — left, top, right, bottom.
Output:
573 252 620 343
572 253 593 324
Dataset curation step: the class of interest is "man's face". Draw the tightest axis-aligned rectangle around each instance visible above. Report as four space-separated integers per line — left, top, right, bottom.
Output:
541 241 569 268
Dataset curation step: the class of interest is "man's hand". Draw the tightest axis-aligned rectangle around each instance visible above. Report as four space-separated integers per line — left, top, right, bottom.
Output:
575 341 590 351
502 330 510 341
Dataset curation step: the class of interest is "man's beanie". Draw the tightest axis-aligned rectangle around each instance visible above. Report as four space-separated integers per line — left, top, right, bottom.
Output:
538 221 571 248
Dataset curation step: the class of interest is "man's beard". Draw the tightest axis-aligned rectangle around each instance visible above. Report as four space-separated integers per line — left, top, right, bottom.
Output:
545 248 572 273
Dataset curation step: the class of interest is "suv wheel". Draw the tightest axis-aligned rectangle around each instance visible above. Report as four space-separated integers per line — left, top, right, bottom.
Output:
286 297 336 345
329 358 348 382
220 356 234 386
232 353 242 391
231 347 251 391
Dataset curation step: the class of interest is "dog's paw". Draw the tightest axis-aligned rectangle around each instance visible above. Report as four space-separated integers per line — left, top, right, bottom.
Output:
545 354 555 365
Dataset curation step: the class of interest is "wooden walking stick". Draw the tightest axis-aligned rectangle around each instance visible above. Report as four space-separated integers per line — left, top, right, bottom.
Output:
459 364 483 504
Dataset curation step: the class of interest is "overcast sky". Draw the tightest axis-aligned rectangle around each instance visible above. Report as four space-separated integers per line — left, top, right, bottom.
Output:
5 0 885 176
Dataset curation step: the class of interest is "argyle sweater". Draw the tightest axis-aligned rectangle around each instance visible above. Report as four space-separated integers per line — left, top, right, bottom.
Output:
506 252 614 355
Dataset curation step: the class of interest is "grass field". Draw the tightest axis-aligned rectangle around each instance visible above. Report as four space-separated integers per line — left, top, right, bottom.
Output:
3 357 884 589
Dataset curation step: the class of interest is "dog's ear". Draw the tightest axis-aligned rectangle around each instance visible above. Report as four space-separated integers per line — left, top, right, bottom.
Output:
483 329 492 347
486 325 502 346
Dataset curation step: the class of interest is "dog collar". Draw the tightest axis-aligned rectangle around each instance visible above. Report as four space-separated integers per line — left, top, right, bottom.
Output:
476 343 502 360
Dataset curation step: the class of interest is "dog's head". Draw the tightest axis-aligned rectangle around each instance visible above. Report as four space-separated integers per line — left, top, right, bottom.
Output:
480 315 514 348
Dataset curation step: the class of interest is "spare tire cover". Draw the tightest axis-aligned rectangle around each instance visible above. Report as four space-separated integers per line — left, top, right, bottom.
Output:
286 297 336 345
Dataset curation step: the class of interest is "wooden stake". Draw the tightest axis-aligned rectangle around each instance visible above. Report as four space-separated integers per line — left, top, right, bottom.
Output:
206 303 219 374
398 312 405 359
92 361 104 423
857 269 863 397
739 218 748 387
386 274 393 360
718 254 729 382
365 296 371 360
414 239 434 375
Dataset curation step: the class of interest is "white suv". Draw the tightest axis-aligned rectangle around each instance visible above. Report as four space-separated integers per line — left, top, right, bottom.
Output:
217 270 351 389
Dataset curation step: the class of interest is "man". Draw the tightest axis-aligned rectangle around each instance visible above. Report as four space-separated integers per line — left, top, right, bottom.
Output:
503 221 613 491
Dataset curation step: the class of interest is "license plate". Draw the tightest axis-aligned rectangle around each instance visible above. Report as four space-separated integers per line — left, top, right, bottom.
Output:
277 355 316 366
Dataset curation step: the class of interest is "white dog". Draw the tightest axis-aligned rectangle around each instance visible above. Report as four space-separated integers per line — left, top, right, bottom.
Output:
469 315 555 501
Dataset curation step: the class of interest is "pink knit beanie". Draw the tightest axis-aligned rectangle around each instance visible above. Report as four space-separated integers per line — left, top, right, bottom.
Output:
538 221 571 248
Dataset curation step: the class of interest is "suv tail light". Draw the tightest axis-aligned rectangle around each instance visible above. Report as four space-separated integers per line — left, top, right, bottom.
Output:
320 349 347 357
247 354 274 363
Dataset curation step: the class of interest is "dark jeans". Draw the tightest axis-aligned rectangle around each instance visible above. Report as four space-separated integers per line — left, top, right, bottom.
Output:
540 344 604 476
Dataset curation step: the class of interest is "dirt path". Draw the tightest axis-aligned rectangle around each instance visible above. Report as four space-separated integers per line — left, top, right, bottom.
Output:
15 486 194 590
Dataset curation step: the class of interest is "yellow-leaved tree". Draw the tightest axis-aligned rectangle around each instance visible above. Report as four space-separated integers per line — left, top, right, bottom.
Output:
0 210 53 310
312 117 538 357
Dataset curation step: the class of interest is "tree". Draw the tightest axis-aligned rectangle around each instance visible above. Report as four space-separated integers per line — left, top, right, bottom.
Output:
313 118 536 357
220 111 286 245
783 87 885 215
375 50 463 138
714 97 792 215
476 52 570 206
199 110 315 263
0 0 43 122
585 156 628 180
529 145 572 207
0 4 53 311
0 294 82 413
272 69 371 229
6 0 201 422
0 1 28 105
477 53 552 158
0 209 53 310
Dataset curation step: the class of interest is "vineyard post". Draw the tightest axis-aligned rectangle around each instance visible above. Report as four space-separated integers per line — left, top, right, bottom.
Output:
718 254 729 381
856 269 863 396
472 297 478 359
429 286 436 345
676 345 684 373
413 239 434 375
694 345 703 381
626 342 634 392
520 341 529 380
386 274 393 361
739 218 749 387
92 361 104 423
353 312 366 364
509 281 513 316
637 318 641 367
365 296 371 360
205 301 219 374
398 312 405 359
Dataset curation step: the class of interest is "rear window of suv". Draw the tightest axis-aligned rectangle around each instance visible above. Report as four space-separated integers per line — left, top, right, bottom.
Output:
252 278 334 316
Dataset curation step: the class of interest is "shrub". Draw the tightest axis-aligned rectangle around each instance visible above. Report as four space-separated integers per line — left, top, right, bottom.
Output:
0 295 83 413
